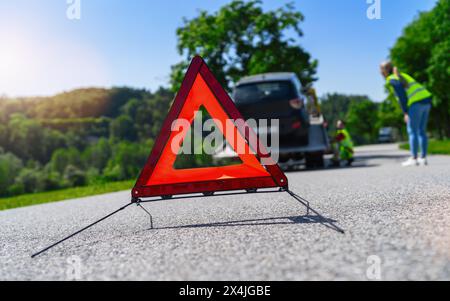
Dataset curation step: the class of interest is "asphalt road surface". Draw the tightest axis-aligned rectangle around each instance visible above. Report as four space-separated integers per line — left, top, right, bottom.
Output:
1 144 449 281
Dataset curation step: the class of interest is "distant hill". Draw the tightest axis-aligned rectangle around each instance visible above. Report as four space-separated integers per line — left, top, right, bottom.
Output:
0 87 156 121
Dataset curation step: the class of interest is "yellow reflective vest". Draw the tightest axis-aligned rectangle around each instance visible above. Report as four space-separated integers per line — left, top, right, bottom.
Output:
386 72 432 107
337 129 353 149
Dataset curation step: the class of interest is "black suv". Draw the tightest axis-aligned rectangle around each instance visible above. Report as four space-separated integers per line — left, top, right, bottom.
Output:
232 73 310 147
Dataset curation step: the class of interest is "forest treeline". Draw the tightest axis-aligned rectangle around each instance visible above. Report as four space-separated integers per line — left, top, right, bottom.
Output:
0 88 172 197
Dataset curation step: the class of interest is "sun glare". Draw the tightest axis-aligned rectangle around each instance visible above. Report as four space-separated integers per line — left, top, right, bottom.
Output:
0 33 33 88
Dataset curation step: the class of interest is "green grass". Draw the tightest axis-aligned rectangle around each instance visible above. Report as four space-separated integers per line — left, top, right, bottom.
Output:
400 139 450 155
0 180 135 211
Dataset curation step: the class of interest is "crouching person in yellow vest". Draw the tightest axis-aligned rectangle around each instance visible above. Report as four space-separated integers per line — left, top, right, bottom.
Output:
380 61 432 167
331 120 354 167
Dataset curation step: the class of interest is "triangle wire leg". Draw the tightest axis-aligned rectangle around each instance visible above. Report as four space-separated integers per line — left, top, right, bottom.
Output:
136 201 154 230
285 189 345 234
31 202 133 258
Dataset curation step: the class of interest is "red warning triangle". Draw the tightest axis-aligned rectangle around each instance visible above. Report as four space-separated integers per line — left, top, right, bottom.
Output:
132 56 288 199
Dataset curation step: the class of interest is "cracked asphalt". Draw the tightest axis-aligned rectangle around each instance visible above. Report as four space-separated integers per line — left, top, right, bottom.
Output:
1 144 449 280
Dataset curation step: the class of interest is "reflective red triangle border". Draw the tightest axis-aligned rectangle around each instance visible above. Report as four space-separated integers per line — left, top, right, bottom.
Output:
132 56 288 199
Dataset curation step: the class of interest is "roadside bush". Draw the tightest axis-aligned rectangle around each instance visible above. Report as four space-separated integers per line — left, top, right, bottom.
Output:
110 115 137 142
82 138 111 172
49 148 83 174
7 183 25 196
13 168 46 194
85 167 106 185
42 171 63 191
0 152 24 196
63 165 87 187
103 140 152 181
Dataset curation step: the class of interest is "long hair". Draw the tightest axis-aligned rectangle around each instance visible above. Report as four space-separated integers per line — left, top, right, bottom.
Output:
393 67 410 89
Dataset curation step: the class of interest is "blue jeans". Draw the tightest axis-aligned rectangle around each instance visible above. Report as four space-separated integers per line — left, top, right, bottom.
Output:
407 102 431 158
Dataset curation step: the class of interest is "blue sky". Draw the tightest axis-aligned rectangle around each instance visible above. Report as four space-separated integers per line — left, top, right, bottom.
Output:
0 0 437 101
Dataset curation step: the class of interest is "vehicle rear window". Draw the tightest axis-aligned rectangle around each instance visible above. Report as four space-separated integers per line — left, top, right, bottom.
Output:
233 81 296 104
379 128 392 135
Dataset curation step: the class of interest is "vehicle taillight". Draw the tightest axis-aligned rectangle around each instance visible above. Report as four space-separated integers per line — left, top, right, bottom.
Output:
289 98 304 110
292 121 302 129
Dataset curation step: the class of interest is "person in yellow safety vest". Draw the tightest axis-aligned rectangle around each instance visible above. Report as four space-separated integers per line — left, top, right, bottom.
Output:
380 61 433 167
331 120 354 167
305 87 321 117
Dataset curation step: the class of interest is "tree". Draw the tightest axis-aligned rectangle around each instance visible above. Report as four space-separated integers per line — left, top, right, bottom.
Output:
63 165 87 187
377 97 405 139
13 168 46 194
0 151 23 196
134 88 173 140
110 115 137 141
82 138 111 172
103 140 152 181
390 0 450 138
49 148 83 174
4 114 66 163
6 114 47 162
320 93 371 133
346 100 379 145
170 0 317 92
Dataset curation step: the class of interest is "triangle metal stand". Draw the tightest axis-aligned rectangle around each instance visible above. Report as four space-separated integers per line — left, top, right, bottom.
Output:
31 189 344 258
